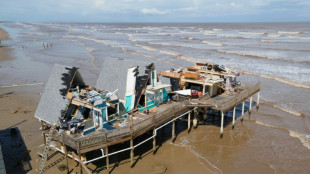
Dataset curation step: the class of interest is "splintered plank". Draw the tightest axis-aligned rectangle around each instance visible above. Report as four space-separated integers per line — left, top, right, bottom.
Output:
158 71 181 78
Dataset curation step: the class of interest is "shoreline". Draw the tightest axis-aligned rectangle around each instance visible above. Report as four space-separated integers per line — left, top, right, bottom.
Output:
0 23 310 173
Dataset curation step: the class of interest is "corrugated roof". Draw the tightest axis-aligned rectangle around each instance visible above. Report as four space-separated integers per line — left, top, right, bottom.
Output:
34 64 85 124
96 58 150 100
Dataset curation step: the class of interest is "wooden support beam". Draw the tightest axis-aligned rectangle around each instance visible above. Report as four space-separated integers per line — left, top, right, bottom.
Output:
257 92 260 110
249 96 252 115
78 151 82 174
41 121 48 159
220 111 224 137
130 138 134 167
241 101 245 121
72 152 92 174
172 120 175 142
63 144 69 174
105 147 109 172
193 108 198 129
153 128 156 153
232 106 236 129
188 112 191 132
203 107 207 121
202 84 205 95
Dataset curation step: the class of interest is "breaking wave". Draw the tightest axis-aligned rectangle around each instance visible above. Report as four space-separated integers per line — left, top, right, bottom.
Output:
288 36 310 40
278 31 303 34
181 37 197 40
148 42 182 47
147 41 203 50
255 121 310 150
202 40 226 47
217 49 310 65
159 50 199 62
272 104 303 117
213 28 222 31
268 34 282 37
239 32 268 35
261 39 277 43
244 71 310 89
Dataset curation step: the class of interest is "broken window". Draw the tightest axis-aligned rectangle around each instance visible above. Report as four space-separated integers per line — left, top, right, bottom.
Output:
119 103 127 116
107 104 118 121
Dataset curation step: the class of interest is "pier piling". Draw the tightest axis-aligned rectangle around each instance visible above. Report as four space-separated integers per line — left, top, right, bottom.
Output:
187 112 191 132
172 120 175 142
193 108 198 128
63 143 69 174
203 107 207 121
130 139 134 167
257 92 260 110
220 111 224 137
105 147 109 172
241 101 245 121
153 128 156 153
232 106 236 129
249 96 253 115
78 151 82 174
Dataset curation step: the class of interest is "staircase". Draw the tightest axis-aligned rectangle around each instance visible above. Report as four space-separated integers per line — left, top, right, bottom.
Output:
39 126 56 174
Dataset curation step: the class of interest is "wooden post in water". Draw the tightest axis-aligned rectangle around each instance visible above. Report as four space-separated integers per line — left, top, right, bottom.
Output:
187 112 191 132
241 101 245 121
172 120 175 142
257 92 260 110
203 107 207 121
130 138 134 167
232 106 236 129
249 96 253 115
220 111 224 137
62 138 69 174
193 108 198 128
78 151 82 174
105 147 109 172
153 128 156 153
41 120 48 159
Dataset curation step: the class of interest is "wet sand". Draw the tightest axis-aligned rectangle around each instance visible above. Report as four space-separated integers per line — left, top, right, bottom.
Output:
1 26 310 174
0 28 12 61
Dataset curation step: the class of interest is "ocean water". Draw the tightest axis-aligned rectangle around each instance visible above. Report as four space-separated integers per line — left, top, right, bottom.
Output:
1 22 310 173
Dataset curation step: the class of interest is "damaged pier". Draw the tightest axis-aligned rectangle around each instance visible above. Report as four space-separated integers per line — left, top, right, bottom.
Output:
35 60 260 173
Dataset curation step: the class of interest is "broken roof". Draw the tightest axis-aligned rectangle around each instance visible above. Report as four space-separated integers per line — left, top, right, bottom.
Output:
95 58 150 100
35 64 85 124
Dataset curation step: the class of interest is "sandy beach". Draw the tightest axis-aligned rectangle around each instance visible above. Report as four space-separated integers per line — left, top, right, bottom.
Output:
1 23 310 174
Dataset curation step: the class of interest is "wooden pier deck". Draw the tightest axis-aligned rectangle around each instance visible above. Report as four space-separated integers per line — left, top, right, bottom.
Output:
46 82 260 173
206 82 260 112
58 82 260 153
